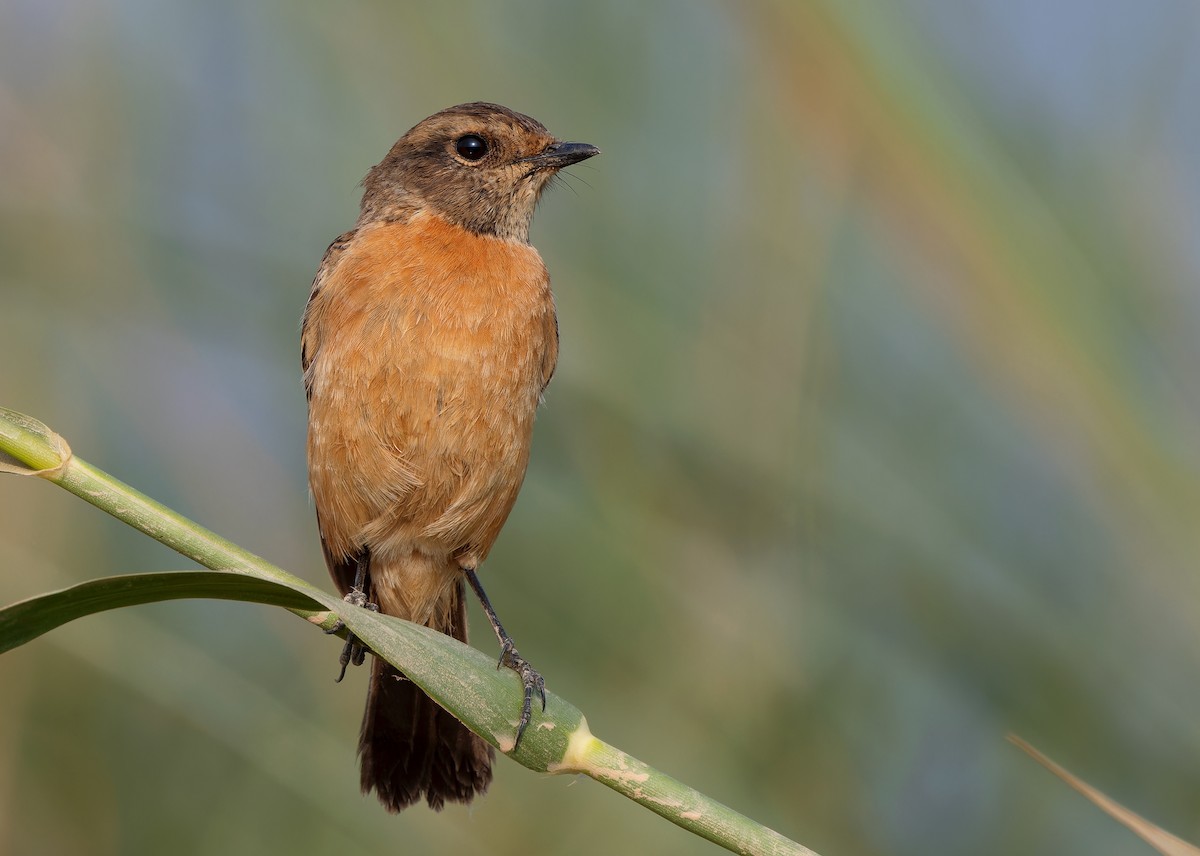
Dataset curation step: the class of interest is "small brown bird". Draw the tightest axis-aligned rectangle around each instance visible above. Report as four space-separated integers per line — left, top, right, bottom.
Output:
301 103 598 812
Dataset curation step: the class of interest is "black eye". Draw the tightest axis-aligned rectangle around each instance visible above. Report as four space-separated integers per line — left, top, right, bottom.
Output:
455 135 488 161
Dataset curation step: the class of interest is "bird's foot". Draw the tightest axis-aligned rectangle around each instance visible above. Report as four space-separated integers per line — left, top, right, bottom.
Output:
497 640 546 751
326 586 379 682
463 568 546 751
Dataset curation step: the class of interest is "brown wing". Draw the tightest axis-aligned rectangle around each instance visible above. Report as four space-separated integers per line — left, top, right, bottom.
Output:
302 230 356 401
302 229 361 595
540 305 559 394
314 507 360 598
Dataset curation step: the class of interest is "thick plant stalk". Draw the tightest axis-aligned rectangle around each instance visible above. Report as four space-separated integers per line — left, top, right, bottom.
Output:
0 407 815 856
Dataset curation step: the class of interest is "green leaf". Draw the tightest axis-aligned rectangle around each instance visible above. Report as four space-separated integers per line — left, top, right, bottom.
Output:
0 405 815 855
0 564 586 771
0 570 323 654
332 606 585 766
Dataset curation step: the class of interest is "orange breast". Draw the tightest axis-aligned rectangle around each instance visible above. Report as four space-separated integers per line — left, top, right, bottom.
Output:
305 210 558 568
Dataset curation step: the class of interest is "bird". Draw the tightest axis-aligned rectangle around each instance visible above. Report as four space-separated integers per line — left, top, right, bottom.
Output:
301 102 599 812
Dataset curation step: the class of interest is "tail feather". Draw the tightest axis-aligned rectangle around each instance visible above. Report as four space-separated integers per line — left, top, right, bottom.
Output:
357 579 494 811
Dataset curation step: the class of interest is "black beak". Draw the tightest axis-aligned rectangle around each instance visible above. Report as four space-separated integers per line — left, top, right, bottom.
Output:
525 141 601 169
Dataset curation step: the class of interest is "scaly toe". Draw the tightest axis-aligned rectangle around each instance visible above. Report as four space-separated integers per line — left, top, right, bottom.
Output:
504 653 545 751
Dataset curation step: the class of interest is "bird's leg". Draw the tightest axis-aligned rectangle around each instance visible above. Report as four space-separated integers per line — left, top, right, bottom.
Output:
464 568 545 751
325 550 379 681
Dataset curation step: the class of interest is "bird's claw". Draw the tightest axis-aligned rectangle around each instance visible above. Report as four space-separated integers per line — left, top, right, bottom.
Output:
497 641 546 750
330 586 378 682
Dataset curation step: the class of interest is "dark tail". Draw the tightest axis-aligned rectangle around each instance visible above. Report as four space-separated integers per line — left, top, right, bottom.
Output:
357 582 494 811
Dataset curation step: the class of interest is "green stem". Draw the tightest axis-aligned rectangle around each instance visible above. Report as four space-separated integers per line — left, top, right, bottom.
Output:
0 405 329 625
57 456 337 628
0 407 818 856
59 458 290 581
560 727 815 856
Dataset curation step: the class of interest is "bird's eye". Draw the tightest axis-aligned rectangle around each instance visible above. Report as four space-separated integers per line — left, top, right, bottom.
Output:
455 135 488 161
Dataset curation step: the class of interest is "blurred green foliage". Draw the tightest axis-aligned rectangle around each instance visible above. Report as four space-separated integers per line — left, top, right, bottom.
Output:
2 1 1199 854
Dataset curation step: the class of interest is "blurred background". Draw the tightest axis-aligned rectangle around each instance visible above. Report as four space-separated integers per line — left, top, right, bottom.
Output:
2 1 1199 853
